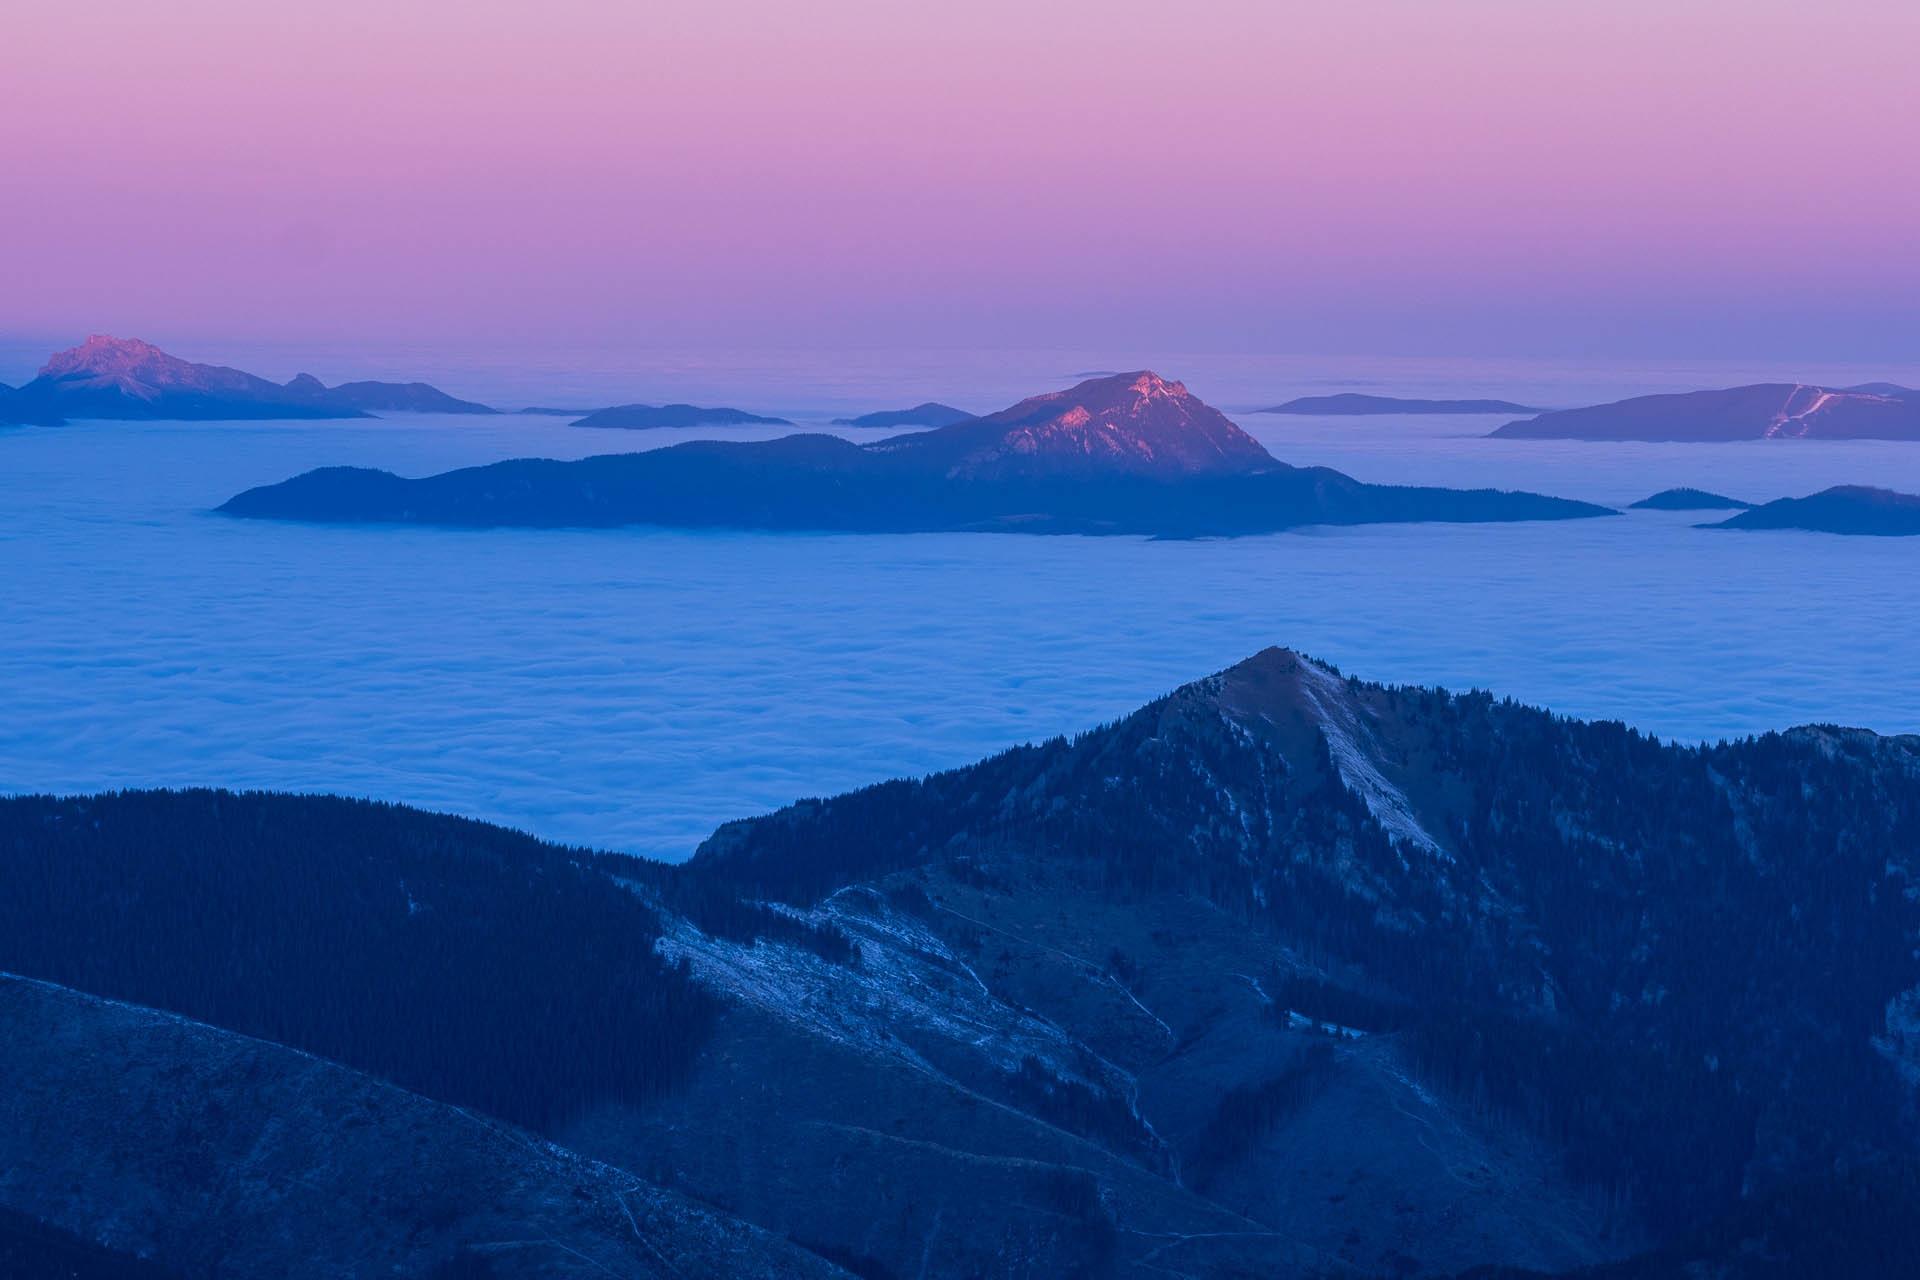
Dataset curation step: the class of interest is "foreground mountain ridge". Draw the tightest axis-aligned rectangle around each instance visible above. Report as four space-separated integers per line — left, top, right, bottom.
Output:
4 646 1918 1276
219 370 1611 535
0 971 848 1280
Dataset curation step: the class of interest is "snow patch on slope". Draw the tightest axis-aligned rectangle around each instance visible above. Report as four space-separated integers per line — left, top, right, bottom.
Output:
1873 983 1920 1092
655 887 1125 1098
1294 659 1446 858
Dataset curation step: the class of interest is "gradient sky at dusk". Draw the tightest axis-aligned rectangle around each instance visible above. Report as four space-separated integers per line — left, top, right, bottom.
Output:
3 0 1915 360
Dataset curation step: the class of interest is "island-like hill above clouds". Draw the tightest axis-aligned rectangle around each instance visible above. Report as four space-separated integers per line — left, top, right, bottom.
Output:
1846 381 1917 399
219 370 1611 535
5 648 1920 1277
1491 382 1920 441
1255 392 1540 415
1628 488 1753 510
873 370 1274 479
1703 485 1920 535
831 401 976 429
0 381 59 426
573 403 792 429
0 335 497 424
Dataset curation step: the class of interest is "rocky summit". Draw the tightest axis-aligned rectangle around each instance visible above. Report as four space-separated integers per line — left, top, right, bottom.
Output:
870 371 1277 479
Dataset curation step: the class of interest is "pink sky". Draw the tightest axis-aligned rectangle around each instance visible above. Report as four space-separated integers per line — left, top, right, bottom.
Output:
2 0 1915 360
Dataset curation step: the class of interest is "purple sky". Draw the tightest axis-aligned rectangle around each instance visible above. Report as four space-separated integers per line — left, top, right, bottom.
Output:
3 0 1916 362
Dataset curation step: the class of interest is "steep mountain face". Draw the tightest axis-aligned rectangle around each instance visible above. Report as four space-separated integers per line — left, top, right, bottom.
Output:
5 650 1917 1277
870 371 1275 479
12 335 497 420
0 973 846 1280
1706 485 1920 535
1492 383 1920 441
218 371 1610 534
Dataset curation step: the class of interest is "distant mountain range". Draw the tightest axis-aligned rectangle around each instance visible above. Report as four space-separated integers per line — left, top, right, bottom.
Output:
831 401 976 429
1492 382 1920 441
0 336 497 423
1629 488 1753 510
221 371 1610 535
4 647 1919 1277
1256 392 1540 415
1704 485 1920 535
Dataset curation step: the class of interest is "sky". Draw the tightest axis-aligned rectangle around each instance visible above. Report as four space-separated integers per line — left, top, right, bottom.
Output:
2 0 1916 364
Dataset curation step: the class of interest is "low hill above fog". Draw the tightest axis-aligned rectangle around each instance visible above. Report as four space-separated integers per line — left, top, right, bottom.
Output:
1256 392 1539 415
1704 485 1920 535
1628 487 1753 510
831 401 976 429
573 403 791 429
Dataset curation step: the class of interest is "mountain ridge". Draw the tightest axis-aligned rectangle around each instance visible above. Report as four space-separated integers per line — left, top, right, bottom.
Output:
1491 382 1920 441
1 335 497 421
6 646 1917 1276
219 371 1611 535
0 971 846 1280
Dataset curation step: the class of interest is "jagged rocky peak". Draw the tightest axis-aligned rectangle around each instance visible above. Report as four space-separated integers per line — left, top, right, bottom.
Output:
878 369 1278 479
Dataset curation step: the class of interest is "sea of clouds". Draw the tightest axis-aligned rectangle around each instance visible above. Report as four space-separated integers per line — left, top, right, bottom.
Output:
5 363 1920 859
